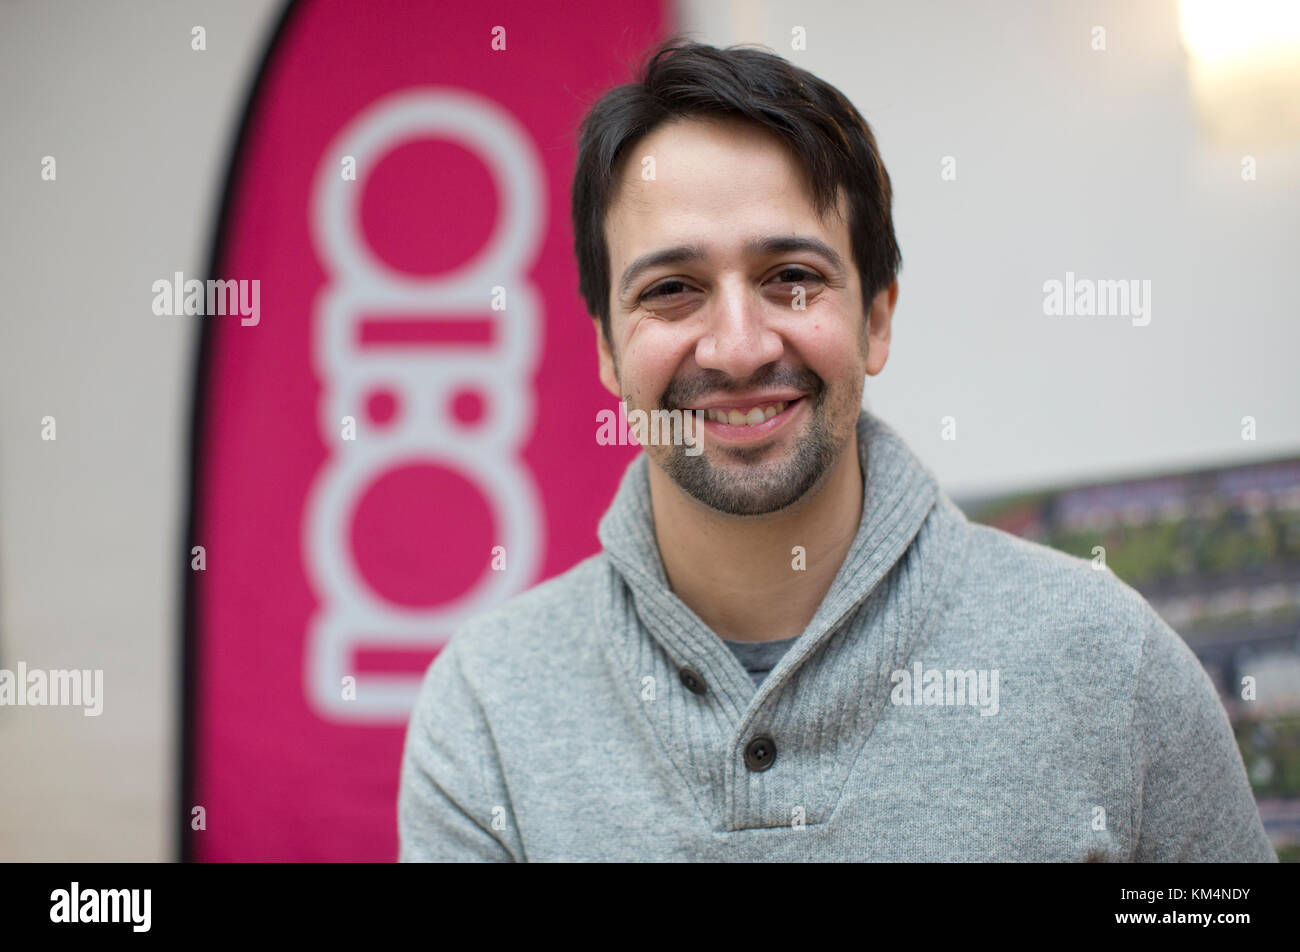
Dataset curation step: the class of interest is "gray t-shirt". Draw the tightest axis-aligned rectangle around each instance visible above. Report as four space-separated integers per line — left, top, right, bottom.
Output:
721 634 801 688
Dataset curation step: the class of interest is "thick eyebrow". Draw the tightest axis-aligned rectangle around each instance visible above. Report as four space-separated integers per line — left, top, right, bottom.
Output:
615 235 847 303
742 236 846 278
617 244 708 302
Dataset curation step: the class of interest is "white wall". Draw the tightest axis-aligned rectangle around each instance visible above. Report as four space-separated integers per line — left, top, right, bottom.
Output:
0 0 284 861
686 0 1300 498
0 0 1295 859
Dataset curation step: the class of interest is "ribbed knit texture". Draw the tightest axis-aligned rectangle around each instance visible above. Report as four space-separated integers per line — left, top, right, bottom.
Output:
398 408 1277 862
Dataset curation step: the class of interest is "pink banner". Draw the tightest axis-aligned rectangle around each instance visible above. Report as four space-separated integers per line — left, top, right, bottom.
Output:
185 0 667 860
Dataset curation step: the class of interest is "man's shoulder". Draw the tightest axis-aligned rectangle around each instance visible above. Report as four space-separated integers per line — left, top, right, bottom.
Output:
957 517 1163 646
954 518 1220 736
438 552 610 666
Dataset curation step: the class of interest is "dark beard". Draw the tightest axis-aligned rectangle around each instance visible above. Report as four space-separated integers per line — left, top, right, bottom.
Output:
655 391 841 515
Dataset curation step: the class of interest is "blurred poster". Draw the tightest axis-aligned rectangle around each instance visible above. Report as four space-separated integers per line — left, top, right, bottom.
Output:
961 455 1300 860
184 0 665 860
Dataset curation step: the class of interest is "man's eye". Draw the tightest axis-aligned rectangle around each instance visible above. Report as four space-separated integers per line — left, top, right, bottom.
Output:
641 280 691 301
773 268 821 284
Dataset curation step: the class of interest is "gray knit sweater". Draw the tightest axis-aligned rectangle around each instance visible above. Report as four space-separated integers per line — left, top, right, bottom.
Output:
398 408 1277 861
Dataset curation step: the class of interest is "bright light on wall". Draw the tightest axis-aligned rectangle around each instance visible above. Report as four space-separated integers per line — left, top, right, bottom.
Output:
1178 0 1300 145
1179 0 1300 61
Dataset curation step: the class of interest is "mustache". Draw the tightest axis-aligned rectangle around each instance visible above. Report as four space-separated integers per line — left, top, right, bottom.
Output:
660 367 823 411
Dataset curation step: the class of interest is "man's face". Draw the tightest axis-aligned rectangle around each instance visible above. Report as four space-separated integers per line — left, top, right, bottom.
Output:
598 115 894 516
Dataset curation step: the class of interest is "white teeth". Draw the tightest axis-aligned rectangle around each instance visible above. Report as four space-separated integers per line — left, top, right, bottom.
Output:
703 401 790 426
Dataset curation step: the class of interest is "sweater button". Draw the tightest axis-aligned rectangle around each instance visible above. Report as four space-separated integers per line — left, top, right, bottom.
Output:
744 735 776 771
679 666 707 695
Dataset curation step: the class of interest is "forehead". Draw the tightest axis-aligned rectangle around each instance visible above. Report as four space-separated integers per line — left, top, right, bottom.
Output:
605 116 847 265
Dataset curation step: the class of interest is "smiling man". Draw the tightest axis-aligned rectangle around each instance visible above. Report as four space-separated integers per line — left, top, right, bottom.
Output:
398 40 1276 862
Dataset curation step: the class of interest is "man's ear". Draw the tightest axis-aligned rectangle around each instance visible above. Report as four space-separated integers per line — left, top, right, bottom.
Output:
864 279 898 377
594 317 621 398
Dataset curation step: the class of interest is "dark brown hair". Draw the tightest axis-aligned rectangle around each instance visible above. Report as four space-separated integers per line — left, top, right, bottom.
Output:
571 37 902 344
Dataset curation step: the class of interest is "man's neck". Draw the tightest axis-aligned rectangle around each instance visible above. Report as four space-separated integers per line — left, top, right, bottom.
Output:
647 432 865 643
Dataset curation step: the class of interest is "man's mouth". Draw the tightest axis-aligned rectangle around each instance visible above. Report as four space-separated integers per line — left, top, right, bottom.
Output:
697 400 791 426
677 395 807 442
682 389 808 424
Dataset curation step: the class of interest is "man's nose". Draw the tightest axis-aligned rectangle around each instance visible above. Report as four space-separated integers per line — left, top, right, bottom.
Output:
693 281 783 379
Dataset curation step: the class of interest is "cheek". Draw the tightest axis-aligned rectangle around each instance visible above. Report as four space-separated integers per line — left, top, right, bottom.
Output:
624 324 696 396
793 323 863 379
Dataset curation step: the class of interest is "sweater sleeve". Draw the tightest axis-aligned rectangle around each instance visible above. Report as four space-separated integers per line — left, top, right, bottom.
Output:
1129 609 1277 861
397 635 522 862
